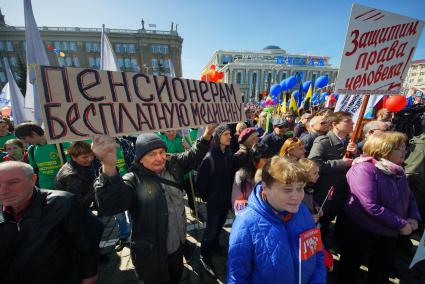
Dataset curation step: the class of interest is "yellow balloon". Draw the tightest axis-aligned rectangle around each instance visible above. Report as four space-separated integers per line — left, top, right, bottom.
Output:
59 52 65 57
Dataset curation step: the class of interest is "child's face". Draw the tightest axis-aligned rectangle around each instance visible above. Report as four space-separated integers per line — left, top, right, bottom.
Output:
309 166 320 183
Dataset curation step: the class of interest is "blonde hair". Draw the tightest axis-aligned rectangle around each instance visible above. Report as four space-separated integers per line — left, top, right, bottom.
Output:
363 131 407 160
298 158 318 173
262 156 308 186
279 138 304 157
257 112 268 129
236 122 247 135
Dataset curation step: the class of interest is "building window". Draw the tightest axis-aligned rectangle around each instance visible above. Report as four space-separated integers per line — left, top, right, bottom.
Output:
419 78 423 83
86 42 99 53
131 58 138 70
6 41 13 51
117 58 124 68
128 44 136 53
70 42 77 52
151 58 158 75
62 42 69 51
73 56 80 67
115 44 122 53
0 72 6 82
54 41 61 50
10 57 17 66
58 57 65 67
65 57 72 66
89 57 96 68
150 44 169 54
125 58 131 68
95 58 100 68
0 41 4 51
222 55 233 65
236 72 242 84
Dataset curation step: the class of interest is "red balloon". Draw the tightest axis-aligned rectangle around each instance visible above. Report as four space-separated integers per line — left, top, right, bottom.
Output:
201 74 206 81
210 64 216 70
47 44 54 51
384 95 407 112
218 72 224 79
209 71 217 82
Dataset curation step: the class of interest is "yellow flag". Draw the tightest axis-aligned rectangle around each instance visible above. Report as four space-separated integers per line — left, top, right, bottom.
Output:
289 94 298 112
282 95 287 113
304 84 313 104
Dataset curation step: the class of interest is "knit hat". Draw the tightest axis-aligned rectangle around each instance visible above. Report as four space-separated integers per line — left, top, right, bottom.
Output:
213 124 231 144
238 127 258 144
135 133 167 161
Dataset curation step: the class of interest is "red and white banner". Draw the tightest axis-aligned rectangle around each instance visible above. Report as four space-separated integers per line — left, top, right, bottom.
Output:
335 4 424 95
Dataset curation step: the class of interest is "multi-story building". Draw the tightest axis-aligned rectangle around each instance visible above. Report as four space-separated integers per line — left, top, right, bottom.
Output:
403 59 425 95
0 9 183 89
203 45 339 102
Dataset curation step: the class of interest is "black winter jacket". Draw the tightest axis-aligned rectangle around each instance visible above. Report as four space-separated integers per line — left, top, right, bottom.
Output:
196 146 238 213
0 188 104 284
55 159 96 208
94 138 210 283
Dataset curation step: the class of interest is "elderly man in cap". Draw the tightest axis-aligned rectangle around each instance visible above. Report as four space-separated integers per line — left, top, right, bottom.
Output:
0 161 103 284
262 117 291 155
92 125 216 284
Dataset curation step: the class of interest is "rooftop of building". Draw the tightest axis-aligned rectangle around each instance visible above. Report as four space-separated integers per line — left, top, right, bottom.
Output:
412 59 425 65
0 25 179 36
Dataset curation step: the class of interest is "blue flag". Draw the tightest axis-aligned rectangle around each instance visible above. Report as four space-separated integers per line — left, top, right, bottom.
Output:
297 83 303 107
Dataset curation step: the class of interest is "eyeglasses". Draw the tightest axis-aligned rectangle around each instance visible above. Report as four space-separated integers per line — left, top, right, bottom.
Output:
277 125 287 129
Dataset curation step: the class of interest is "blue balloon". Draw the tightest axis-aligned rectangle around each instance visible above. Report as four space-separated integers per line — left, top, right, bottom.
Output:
315 75 329 88
278 99 282 103
292 90 299 101
280 80 287 91
270 84 282 96
53 49 60 54
286 76 297 89
302 81 312 92
312 92 319 101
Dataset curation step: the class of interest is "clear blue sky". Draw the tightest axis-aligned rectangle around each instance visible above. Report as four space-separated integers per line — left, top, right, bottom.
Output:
1 0 424 79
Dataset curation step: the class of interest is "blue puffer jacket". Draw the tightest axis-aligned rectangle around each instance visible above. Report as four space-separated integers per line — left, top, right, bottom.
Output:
227 183 326 284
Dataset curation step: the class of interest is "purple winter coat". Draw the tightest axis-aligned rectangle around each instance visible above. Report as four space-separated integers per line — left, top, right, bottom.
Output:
344 156 421 237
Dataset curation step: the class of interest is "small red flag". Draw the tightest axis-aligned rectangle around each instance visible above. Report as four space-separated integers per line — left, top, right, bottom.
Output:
299 228 323 260
327 186 335 201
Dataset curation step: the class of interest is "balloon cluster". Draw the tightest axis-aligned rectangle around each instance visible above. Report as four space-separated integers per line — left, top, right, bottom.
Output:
47 44 66 57
201 64 224 82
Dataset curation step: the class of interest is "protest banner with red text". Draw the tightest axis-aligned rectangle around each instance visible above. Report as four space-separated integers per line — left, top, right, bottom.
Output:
35 65 245 143
335 4 424 95
335 4 424 125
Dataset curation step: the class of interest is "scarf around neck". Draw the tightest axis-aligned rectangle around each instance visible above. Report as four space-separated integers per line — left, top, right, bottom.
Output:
353 155 405 178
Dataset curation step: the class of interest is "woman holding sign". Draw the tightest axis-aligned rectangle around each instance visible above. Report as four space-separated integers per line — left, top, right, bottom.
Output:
227 156 326 284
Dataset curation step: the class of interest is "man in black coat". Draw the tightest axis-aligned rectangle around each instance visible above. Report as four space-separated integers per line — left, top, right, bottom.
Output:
196 124 238 276
0 161 103 284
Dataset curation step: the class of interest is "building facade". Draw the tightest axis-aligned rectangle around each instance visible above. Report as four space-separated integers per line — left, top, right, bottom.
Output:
203 45 339 102
0 10 183 89
403 59 425 95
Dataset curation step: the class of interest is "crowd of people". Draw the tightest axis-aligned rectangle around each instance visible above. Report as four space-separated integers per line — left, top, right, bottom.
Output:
0 102 424 284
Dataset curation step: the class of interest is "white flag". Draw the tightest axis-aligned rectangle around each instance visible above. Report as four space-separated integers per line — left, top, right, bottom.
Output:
334 94 383 123
100 25 120 72
3 59 33 124
23 0 49 124
410 229 425 269
0 83 11 109
168 58 176 77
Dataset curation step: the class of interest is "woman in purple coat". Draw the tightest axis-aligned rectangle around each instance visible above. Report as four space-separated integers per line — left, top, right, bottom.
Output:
339 131 421 284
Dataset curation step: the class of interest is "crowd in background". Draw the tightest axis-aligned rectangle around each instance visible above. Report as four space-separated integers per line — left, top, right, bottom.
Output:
0 101 425 284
